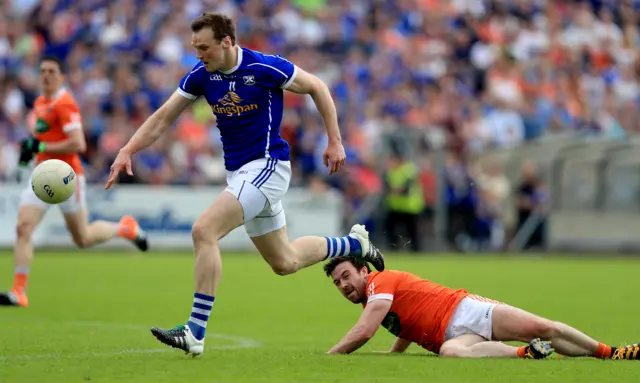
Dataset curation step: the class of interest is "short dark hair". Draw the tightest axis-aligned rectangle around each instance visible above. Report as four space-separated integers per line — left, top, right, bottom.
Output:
40 55 65 74
190 12 236 45
324 256 371 277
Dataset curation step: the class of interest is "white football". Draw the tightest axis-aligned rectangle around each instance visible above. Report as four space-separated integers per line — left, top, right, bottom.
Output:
31 159 77 204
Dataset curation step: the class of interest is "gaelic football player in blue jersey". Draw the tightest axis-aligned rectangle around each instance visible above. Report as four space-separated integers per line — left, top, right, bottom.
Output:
105 12 385 356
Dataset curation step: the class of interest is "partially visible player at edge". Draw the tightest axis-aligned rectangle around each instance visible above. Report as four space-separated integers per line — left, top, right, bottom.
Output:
0 56 148 308
104 12 384 356
325 256 640 360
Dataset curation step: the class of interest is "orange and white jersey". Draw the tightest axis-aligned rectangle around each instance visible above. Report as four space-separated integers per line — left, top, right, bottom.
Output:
31 88 84 175
362 270 469 354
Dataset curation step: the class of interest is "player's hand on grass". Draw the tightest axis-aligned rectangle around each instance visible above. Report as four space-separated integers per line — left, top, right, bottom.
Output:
105 150 133 189
323 138 346 175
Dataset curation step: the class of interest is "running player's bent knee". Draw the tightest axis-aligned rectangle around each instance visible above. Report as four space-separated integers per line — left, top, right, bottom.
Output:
16 220 36 242
71 235 91 249
72 238 90 248
191 220 217 246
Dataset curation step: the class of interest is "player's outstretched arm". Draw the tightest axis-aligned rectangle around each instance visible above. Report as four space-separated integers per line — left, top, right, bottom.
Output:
105 91 192 189
286 67 345 174
120 91 192 155
327 300 391 355
285 67 340 142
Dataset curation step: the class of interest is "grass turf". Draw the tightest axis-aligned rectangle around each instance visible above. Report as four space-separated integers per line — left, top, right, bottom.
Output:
0 251 638 382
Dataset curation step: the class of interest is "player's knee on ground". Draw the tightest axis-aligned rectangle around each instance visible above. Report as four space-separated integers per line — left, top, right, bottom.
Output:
439 343 469 358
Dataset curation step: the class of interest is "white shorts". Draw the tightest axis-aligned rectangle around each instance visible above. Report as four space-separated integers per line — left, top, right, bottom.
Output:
224 158 291 237
20 173 87 214
444 295 502 342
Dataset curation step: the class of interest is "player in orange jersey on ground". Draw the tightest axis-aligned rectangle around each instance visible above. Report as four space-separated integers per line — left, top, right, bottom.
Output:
0 56 148 308
324 256 640 360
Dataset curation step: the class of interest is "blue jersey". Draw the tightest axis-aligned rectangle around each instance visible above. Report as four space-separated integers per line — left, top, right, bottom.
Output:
177 47 296 171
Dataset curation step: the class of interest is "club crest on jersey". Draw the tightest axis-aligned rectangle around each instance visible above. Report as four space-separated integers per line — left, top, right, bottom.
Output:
243 75 255 85
34 117 50 133
210 74 222 81
212 91 259 117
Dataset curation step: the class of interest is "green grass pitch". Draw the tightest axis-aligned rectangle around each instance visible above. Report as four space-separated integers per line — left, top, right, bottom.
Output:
1 251 639 382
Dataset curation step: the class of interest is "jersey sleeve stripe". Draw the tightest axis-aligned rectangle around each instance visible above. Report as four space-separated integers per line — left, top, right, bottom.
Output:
247 63 289 79
63 122 82 132
176 87 197 100
280 65 297 90
367 294 394 303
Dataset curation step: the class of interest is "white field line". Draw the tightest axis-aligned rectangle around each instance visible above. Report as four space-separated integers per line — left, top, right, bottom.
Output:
0 318 261 360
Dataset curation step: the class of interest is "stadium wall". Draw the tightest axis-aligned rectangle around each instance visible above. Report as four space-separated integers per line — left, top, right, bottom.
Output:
0 184 343 251
375 129 640 253
477 135 640 253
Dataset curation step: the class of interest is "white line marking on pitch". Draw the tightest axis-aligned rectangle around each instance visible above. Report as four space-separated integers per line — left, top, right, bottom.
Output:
0 319 261 361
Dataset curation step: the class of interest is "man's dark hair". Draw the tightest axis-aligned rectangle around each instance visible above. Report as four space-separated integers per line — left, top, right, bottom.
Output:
191 12 236 45
324 256 371 277
40 55 65 74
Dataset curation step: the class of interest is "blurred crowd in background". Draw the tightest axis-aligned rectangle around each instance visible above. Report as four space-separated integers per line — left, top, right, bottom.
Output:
1 0 639 251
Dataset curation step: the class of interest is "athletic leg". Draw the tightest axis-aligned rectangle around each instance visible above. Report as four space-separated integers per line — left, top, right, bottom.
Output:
491 304 621 358
150 190 244 356
0 172 52 307
251 224 327 275
63 209 147 250
240 158 383 273
61 175 147 250
249 203 383 275
441 295 552 359
190 191 243 296
0 205 46 307
440 334 525 358
13 206 46 287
